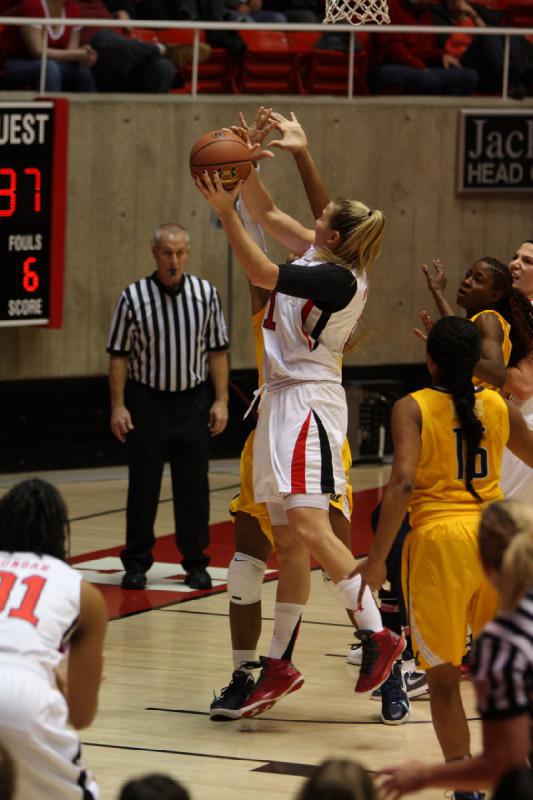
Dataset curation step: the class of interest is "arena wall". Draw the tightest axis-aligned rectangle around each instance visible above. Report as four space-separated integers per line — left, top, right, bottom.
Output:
0 94 530 381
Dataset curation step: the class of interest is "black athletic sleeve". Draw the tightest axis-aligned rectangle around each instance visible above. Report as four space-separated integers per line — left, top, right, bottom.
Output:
275 262 357 312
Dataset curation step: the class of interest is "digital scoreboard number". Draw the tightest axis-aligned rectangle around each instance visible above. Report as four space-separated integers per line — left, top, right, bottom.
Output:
0 100 68 327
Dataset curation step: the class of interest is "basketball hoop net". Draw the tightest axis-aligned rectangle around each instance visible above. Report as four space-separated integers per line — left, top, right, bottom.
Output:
324 0 390 25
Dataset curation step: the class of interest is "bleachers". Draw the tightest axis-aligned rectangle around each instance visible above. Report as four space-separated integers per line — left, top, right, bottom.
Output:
2 10 532 98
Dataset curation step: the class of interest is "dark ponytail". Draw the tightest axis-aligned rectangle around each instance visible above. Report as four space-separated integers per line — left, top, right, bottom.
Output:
427 317 484 500
481 257 533 366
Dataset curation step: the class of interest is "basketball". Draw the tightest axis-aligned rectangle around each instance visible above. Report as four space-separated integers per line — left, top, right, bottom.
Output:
190 129 252 190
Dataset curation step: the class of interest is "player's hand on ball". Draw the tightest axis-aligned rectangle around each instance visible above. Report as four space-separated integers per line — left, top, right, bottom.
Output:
195 170 242 212
228 120 274 163
268 111 308 153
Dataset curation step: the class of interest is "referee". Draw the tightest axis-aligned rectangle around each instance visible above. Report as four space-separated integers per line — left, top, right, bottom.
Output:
107 222 229 591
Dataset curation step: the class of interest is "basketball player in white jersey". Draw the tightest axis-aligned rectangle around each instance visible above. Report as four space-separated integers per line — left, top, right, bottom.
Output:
0 479 107 800
196 117 404 718
501 240 533 500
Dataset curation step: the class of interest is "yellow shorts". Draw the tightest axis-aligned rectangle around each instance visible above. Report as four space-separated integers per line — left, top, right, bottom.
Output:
229 429 353 548
402 514 498 671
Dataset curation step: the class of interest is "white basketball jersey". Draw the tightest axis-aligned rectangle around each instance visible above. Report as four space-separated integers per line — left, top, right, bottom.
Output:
261 248 368 384
0 552 82 679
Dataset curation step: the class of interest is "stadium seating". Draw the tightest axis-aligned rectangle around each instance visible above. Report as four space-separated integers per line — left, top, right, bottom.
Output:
235 29 297 94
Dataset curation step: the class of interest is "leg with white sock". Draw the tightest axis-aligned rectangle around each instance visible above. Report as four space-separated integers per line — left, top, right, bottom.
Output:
228 511 271 669
286 500 405 694
239 505 309 718
210 511 271 721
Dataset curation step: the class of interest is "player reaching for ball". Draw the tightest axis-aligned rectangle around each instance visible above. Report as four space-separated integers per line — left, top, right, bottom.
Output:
196 109 404 719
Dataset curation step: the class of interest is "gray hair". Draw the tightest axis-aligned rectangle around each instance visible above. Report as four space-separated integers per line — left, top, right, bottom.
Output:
151 223 189 246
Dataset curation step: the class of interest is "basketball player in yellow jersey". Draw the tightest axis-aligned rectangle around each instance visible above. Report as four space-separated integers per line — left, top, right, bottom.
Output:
354 317 533 800
421 256 533 390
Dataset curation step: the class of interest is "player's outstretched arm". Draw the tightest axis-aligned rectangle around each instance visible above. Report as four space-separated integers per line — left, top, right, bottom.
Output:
269 110 330 220
196 173 280 290
422 259 454 318
67 581 108 729
472 313 506 388
231 111 315 257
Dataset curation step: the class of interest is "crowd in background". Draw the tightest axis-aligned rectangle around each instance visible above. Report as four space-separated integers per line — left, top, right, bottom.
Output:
0 0 532 96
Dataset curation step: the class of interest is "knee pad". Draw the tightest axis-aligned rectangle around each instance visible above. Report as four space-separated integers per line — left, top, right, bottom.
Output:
227 552 267 605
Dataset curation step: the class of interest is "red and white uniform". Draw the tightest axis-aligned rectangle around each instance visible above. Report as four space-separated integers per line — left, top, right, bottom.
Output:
0 552 98 800
253 248 367 504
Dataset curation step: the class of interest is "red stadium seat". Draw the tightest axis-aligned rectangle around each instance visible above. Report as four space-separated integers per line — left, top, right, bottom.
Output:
235 30 298 94
293 33 369 96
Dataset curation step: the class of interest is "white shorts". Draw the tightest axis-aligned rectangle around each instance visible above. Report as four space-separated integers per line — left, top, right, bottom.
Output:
0 661 99 800
501 409 533 501
501 446 533 501
253 381 347 504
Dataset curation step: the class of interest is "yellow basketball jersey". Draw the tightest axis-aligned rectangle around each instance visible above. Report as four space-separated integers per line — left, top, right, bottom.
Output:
408 387 508 527
471 310 512 390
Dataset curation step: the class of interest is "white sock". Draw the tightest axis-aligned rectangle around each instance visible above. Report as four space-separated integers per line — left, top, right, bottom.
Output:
268 602 304 660
233 649 257 672
330 575 383 632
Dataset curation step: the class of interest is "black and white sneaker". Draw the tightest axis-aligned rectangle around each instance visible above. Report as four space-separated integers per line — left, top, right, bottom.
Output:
401 665 429 698
453 792 485 799
380 661 410 725
210 669 255 721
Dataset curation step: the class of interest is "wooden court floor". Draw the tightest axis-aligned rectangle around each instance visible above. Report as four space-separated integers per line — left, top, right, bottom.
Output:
0 462 482 800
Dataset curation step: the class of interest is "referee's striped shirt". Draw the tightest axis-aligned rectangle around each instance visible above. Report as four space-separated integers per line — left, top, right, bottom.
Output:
107 273 228 392
470 589 533 721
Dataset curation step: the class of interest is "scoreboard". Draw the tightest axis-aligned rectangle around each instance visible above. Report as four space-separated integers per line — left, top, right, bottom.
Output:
0 100 68 328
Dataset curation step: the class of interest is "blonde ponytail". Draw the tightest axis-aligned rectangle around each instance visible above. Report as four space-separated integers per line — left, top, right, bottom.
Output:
479 500 533 612
314 200 385 275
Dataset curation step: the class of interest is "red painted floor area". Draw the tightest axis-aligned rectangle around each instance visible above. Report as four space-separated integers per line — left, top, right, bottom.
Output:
71 486 383 620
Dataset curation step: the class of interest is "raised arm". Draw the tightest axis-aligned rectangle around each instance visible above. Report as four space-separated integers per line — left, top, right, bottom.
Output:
268 110 330 219
422 259 455 318
472 313 506 388
240 165 314 257
237 195 271 314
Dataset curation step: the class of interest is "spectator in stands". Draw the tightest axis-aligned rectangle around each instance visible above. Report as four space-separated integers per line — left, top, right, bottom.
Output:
77 0 179 92
223 0 287 23
297 759 377 800
119 773 190 800
433 0 533 98
368 0 478 96
262 0 323 23
0 0 97 91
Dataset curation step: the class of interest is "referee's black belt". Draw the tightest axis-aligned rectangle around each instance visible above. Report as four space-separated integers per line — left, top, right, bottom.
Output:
129 380 208 398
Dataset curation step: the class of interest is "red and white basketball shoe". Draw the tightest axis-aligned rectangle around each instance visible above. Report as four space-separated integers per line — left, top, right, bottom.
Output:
355 628 406 693
240 656 304 718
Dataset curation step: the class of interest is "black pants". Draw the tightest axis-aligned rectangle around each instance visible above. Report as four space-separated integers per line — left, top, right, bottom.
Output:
90 30 176 93
121 381 211 574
